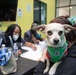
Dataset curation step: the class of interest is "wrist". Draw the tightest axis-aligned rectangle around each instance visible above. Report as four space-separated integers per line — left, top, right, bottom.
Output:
39 56 46 62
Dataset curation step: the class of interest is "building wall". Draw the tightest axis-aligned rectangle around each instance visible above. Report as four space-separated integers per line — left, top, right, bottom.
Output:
41 0 55 23
0 0 55 38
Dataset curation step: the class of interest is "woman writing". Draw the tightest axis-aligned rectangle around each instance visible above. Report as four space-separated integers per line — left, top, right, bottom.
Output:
0 24 37 55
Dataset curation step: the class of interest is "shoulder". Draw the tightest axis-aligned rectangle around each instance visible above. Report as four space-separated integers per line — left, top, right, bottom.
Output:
0 32 6 38
24 30 31 34
0 32 5 35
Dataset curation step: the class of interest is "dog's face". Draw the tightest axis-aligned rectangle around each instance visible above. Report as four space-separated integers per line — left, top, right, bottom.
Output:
33 23 76 47
44 23 65 47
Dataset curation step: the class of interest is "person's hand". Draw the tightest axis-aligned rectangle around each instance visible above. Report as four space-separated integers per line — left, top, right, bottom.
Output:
42 38 45 41
25 42 37 51
18 49 22 56
31 43 37 51
34 40 40 44
39 49 47 62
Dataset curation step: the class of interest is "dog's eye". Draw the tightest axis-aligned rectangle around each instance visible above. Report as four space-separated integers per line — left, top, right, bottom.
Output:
47 31 52 35
58 31 63 36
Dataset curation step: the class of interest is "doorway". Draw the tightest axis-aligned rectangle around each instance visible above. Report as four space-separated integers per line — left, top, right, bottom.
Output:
34 0 47 24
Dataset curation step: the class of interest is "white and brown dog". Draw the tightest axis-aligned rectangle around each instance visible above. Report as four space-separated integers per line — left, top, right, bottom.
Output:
32 23 76 75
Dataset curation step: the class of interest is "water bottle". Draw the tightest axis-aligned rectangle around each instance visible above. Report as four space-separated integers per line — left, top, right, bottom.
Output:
13 43 18 60
1 44 6 54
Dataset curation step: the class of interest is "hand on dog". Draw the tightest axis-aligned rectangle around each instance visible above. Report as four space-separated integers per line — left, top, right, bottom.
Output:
39 49 47 62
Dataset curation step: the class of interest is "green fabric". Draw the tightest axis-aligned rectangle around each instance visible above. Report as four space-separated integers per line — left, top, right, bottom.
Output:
47 43 67 63
67 16 76 26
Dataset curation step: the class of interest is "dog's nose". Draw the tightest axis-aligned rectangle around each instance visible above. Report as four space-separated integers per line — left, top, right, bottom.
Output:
53 39 59 44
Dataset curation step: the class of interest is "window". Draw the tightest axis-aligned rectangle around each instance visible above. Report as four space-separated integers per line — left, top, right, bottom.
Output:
56 0 76 17
34 0 47 24
56 0 69 7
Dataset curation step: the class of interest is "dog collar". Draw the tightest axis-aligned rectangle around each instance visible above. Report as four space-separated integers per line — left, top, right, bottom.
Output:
47 42 68 62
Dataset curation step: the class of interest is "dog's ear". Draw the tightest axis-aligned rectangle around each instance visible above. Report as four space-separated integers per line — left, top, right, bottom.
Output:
63 24 76 33
32 24 46 33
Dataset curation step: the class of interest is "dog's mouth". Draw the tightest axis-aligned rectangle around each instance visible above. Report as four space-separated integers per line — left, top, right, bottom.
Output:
53 43 58 45
50 43 60 47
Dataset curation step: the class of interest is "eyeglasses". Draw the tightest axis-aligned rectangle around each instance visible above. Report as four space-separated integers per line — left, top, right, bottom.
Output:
14 31 20 35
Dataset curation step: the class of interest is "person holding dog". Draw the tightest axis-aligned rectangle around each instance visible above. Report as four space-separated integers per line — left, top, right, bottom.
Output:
50 16 76 75
0 24 37 55
33 16 76 75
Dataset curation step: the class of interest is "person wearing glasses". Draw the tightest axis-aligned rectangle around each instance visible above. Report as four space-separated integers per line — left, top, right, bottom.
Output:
0 24 37 55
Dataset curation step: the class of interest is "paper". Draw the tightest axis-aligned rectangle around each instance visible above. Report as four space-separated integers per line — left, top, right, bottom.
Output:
18 8 22 17
20 41 47 61
20 51 42 61
21 41 47 52
21 46 33 51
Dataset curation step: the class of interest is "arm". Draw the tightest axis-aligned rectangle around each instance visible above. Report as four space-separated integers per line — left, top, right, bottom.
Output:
24 41 37 51
20 38 37 51
33 61 46 75
24 31 34 43
24 32 31 42
36 32 45 42
33 49 48 75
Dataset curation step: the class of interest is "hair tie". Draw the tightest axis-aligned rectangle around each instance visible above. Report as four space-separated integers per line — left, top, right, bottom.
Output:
67 16 76 26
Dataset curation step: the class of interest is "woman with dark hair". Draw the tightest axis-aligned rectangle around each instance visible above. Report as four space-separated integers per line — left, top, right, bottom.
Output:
0 24 37 55
33 16 76 75
24 21 44 44
50 16 76 48
50 16 76 75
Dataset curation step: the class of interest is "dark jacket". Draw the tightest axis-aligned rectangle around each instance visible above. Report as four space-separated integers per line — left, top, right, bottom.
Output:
24 29 43 43
33 61 48 75
0 32 25 47
33 44 76 75
54 43 76 75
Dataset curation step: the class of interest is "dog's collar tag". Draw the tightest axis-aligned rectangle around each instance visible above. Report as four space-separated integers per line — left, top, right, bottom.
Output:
47 43 67 62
